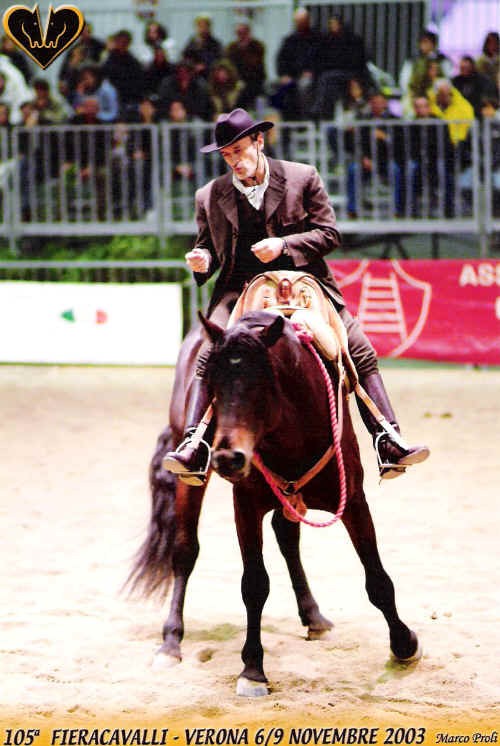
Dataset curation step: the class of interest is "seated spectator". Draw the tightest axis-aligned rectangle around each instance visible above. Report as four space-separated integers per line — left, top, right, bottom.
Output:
208 59 247 118
31 78 69 124
182 15 223 79
70 65 119 123
345 91 404 218
101 30 146 116
427 78 474 147
272 7 321 120
158 59 212 121
312 14 372 120
452 56 498 119
476 31 499 87
144 46 175 96
1 35 33 84
136 21 176 67
408 95 455 217
225 22 266 109
399 29 453 117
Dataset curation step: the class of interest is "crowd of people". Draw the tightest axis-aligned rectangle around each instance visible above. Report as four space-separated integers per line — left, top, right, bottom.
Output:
0 11 498 221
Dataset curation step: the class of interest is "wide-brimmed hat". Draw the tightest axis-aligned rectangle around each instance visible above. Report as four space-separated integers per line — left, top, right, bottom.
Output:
200 108 274 153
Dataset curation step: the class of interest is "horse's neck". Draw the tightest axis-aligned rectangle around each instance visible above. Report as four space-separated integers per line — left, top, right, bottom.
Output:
261 343 331 472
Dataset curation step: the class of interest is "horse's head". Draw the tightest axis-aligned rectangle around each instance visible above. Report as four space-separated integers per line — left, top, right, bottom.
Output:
202 310 297 482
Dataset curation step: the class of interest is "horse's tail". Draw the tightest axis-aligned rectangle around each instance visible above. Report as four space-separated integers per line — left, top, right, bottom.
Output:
124 425 176 600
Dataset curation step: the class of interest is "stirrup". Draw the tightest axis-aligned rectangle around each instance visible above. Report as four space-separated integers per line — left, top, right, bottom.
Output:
162 431 211 487
374 431 407 481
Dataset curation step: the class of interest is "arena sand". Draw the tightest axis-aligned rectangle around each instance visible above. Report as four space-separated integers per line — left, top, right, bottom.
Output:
0 364 498 739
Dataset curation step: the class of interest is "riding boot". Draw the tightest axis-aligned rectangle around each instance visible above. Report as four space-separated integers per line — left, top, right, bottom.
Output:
356 372 430 479
162 375 212 486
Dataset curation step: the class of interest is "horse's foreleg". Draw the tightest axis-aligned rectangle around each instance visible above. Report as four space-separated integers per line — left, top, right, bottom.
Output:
154 480 205 667
271 509 333 639
234 495 270 697
342 492 422 662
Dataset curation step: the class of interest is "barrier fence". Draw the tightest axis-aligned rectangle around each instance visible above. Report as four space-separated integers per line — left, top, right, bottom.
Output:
1 119 498 251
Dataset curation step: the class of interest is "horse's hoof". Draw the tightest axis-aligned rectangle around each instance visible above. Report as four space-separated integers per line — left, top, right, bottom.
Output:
236 677 269 697
391 635 423 663
151 650 181 671
307 626 334 641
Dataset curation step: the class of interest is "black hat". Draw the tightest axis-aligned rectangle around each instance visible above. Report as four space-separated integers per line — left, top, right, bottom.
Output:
200 107 274 153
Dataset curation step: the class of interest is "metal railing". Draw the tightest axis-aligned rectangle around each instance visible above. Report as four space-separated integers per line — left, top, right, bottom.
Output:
1 119 497 251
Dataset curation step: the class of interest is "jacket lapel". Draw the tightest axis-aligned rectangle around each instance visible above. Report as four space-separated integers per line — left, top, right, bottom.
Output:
264 158 287 222
217 173 239 229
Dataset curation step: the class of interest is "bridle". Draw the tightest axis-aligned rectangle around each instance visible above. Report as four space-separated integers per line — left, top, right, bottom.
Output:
252 324 347 527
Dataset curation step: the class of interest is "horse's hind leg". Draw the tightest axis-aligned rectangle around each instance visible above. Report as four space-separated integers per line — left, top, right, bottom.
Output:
342 492 422 661
271 509 333 639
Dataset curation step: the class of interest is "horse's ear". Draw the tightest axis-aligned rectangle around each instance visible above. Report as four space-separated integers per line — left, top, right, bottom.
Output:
199 312 225 344
260 314 285 348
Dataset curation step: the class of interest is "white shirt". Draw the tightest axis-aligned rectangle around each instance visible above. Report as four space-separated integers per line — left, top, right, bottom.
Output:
232 154 270 211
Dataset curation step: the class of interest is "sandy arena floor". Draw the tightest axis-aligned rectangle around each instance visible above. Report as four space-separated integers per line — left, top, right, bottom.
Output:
0 364 498 736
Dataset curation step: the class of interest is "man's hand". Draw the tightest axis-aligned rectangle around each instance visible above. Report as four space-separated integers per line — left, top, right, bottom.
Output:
186 247 211 273
251 237 285 263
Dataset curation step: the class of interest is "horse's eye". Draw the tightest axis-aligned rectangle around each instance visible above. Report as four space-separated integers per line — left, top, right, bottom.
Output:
229 357 242 365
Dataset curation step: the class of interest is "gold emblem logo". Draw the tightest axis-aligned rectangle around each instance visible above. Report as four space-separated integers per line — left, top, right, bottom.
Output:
2 4 84 69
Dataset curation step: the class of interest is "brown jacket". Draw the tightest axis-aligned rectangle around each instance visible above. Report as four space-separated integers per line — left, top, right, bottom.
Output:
193 157 344 314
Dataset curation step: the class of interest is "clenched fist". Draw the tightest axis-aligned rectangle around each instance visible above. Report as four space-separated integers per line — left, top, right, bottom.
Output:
251 237 285 263
186 247 211 273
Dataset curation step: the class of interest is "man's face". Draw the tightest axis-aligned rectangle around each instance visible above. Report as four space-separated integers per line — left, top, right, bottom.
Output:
413 97 431 118
220 135 261 181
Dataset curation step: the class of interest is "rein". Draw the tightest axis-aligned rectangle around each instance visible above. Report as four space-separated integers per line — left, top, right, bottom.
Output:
252 325 347 528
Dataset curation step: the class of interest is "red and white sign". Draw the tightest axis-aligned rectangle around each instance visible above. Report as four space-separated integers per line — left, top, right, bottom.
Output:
328 259 500 365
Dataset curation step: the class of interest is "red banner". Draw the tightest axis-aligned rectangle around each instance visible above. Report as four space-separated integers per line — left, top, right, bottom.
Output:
328 259 500 365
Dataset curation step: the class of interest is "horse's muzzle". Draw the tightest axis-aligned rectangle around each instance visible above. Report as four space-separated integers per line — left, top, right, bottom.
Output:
211 448 249 481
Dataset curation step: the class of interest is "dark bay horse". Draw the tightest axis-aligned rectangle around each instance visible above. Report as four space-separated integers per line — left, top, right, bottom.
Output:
129 308 421 696
127 314 333 668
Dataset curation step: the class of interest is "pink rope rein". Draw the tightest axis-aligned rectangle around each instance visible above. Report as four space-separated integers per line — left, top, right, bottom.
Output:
253 325 348 528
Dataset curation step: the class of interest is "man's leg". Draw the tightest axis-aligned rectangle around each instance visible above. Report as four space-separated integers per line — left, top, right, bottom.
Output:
340 307 430 479
162 297 235 485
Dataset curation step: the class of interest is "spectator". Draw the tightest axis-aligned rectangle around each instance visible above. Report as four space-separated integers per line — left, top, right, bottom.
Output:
1 35 33 84
144 46 175 96
208 59 247 118
101 30 146 115
58 23 105 97
427 78 474 147
31 78 69 124
136 21 176 67
476 31 499 87
70 65 119 123
0 57 31 123
225 22 266 109
345 91 404 218
166 99 197 182
325 76 371 165
408 95 455 217
124 95 161 217
313 14 372 120
77 23 106 64
481 97 500 215
158 59 212 121
399 29 453 117
182 15 223 79
64 97 110 219
272 7 321 119
452 56 498 119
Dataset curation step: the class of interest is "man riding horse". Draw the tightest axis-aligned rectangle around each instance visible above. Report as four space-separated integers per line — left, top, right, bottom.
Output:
163 107 429 485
